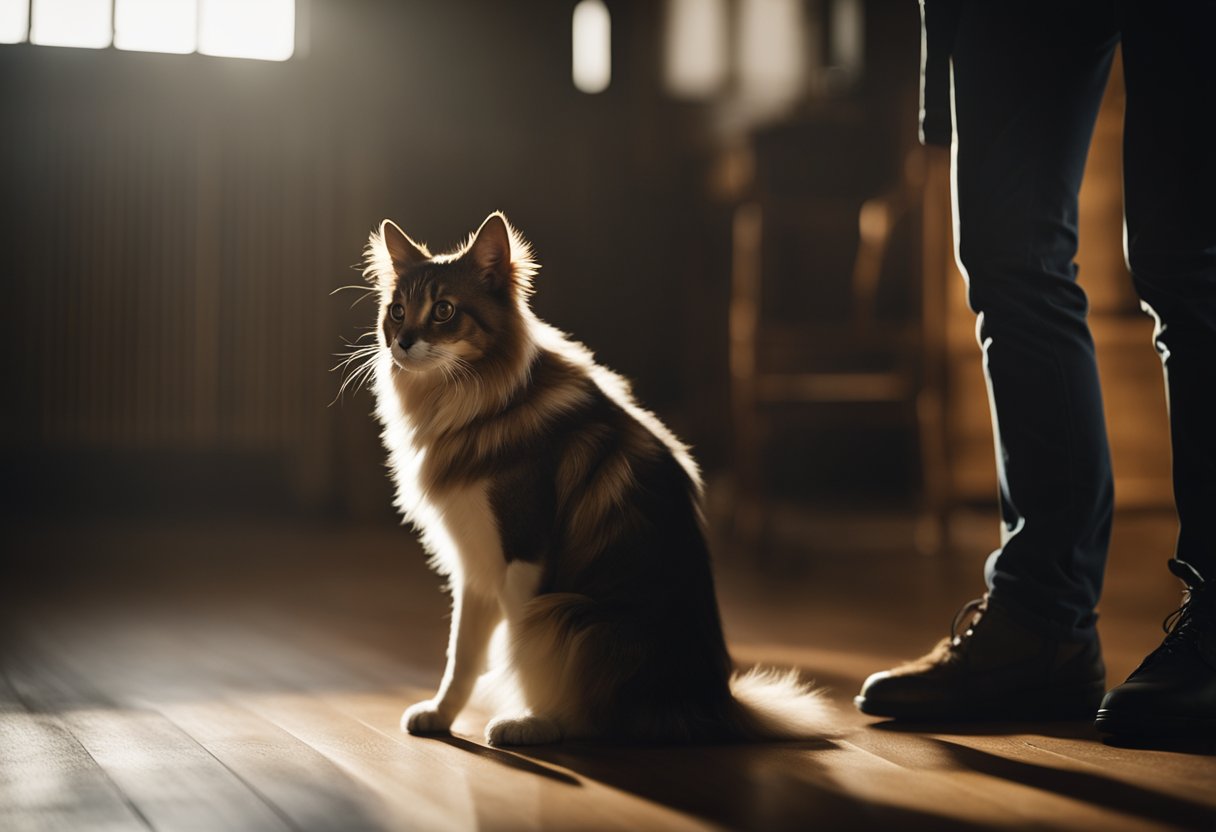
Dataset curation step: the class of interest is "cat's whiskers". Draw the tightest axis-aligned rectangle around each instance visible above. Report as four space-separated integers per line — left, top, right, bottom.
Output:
335 359 378 402
437 355 463 387
339 335 380 349
330 283 381 309
437 349 481 392
332 343 380 371
330 343 383 405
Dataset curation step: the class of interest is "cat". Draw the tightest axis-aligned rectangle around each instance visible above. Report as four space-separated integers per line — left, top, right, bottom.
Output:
361 211 834 746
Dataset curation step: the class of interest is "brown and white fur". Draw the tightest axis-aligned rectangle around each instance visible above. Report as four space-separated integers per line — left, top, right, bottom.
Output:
363 212 833 746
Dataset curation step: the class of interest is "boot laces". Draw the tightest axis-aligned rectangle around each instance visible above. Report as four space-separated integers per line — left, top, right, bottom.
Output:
949 596 988 648
1158 559 1208 653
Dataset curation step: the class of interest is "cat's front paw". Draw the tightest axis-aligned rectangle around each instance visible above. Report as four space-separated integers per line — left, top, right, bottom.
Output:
485 714 562 747
402 700 452 735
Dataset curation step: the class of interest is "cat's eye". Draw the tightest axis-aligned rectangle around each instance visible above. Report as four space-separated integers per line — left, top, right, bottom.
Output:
432 301 455 323
389 303 405 322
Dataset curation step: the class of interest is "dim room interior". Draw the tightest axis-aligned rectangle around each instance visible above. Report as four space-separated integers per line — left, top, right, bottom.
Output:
2 1 1212 829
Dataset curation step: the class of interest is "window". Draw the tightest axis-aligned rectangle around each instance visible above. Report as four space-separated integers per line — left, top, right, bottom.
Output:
0 0 29 43
1 0 295 61
198 0 294 61
31 0 110 48
115 0 197 55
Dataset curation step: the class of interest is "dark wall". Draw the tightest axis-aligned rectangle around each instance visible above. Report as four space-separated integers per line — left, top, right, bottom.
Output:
0 0 919 522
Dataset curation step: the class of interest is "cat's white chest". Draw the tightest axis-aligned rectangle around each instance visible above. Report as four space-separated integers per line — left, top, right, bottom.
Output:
427 482 506 595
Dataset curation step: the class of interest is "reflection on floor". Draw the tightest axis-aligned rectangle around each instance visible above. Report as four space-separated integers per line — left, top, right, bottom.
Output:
2 510 1212 831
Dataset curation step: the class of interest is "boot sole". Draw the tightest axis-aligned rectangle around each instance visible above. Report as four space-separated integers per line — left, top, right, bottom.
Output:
855 682 1106 722
1094 709 1216 738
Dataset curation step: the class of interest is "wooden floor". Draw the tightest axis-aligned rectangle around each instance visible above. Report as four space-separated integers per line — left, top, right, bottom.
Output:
2 510 1214 831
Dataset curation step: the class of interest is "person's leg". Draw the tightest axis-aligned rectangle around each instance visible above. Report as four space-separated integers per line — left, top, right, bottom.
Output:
953 3 1120 641
856 1 1117 719
1096 0 1216 738
1121 1 1216 577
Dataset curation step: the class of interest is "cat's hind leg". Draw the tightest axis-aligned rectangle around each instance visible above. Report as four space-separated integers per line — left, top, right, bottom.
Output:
485 712 563 746
500 592 645 744
403 583 501 734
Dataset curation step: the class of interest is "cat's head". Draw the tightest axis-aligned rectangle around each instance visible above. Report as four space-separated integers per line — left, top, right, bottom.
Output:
364 212 538 375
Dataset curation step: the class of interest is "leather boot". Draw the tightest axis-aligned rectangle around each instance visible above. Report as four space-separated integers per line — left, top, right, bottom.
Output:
856 594 1106 720
1096 559 1216 737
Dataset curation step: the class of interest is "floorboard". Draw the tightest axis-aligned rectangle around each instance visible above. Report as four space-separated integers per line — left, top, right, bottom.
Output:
157 701 394 832
1 512 1212 831
59 708 292 832
0 674 148 832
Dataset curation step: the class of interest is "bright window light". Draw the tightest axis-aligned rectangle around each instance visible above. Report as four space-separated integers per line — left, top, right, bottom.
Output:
30 0 111 49
7 0 297 59
0 0 29 44
665 0 729 99
199 0 294 62
115 0 196 55
572 0 610 94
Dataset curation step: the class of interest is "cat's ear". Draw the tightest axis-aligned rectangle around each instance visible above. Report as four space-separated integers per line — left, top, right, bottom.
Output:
381 219 428 271
468 213 513 290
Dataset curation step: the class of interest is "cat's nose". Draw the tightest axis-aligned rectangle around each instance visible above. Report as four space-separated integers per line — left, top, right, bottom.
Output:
397 335 416 352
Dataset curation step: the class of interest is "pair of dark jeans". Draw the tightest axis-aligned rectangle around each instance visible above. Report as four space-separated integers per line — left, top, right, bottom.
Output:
948 1 1216 640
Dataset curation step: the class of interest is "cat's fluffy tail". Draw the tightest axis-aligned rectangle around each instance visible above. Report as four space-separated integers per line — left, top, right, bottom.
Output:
724 666 838 740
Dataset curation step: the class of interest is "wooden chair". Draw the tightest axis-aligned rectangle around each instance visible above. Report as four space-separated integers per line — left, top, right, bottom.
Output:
729 145 951 552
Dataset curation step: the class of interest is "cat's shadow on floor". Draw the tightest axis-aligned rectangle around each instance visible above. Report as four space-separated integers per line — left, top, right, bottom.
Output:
429 734 581 786
431 733 995 831
432 726 1212 830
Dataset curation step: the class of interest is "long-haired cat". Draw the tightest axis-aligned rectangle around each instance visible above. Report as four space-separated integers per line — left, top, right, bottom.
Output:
362 212 833 746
